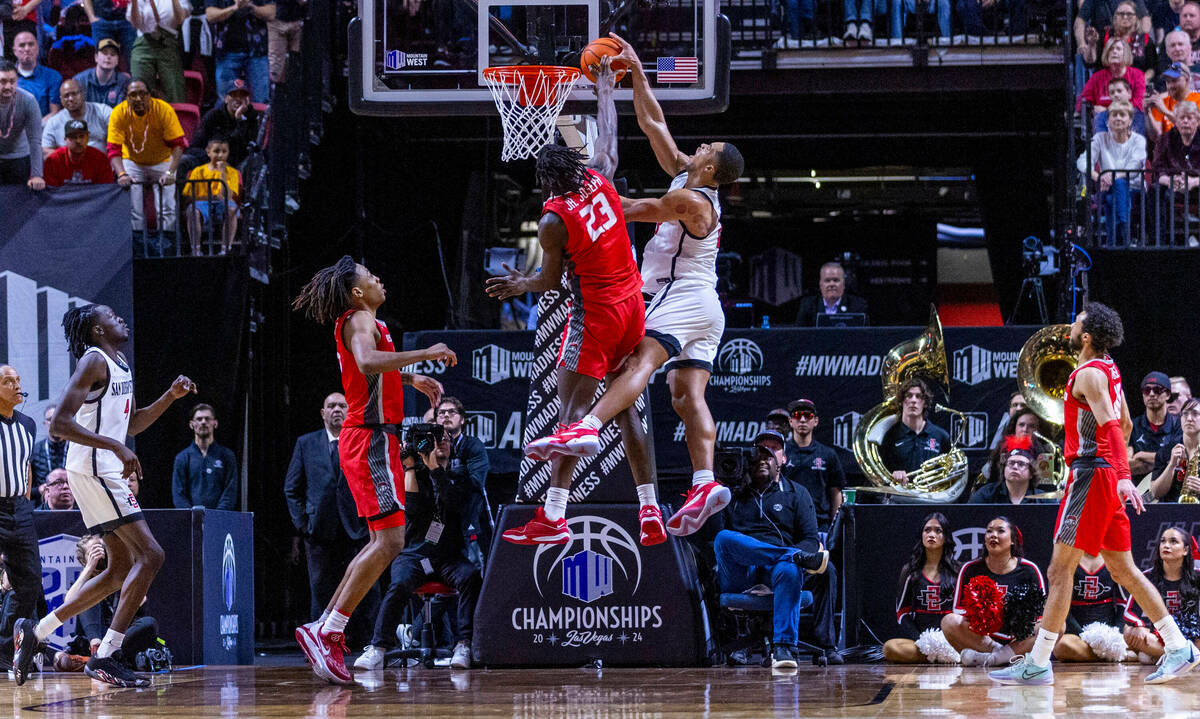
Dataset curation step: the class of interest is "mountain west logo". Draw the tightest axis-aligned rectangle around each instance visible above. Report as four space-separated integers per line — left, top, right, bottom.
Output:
466 411 497 447
38 533 82 651
533 515 641 600
832 412 862 452
472 344 536 385
951 412 989 449
952 345 1018 386
384 50 429 70
220 534 239 651
711 339 771 394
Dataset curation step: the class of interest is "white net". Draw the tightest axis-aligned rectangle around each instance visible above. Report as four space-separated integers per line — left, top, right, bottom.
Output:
483 66 581 162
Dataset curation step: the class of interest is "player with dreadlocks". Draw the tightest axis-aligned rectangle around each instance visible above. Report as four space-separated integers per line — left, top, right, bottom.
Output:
12 305 195 687
292 256 456 684
485 59 660 546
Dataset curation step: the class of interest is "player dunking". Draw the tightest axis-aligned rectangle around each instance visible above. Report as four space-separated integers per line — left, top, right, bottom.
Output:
990 302 1199 685
292 257 455 684
525 35 745 537
486 61 663 546
12 305 196 687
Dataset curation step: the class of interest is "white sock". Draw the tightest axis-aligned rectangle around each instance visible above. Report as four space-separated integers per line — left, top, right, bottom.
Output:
96 628 124 659
1155 615 1189 652
543 486 569 522
692 470 714 487
636 483 657 509
322 610 350 635
313 610 329 626
578 415 602 431
35 613 63 642
980 636 998 652
1029 628 1058 667
990 644 1015 665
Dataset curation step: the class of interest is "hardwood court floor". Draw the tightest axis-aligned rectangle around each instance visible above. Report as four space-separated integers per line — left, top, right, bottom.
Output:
3 660 1198 718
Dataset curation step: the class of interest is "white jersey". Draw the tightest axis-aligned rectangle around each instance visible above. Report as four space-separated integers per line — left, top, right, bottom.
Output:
640 172 721 295
66 347 134 477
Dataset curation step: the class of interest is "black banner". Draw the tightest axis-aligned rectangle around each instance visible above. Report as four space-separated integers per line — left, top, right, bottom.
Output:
405 326 1040 481
847 504 1199 644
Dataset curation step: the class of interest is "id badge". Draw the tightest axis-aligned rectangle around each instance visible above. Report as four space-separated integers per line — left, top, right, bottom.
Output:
426 520 445 545
420 558 434 575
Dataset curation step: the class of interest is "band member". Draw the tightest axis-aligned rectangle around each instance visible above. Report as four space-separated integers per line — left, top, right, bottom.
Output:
883 513 960 663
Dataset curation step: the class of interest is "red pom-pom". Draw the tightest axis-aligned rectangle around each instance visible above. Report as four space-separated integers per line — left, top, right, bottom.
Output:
963 575 1005 637
1003 435 1033 453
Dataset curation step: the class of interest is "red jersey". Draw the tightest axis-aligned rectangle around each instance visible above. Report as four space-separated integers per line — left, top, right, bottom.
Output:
541 169 642 306
1064 356 1124 464
334 309 405 427
43 147 114 187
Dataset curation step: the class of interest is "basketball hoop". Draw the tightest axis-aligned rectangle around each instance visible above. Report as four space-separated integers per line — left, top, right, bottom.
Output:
482 65 581 162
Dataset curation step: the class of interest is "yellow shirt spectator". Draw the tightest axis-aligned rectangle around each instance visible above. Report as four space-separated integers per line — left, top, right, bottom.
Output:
183 164 241 203
106 97 185 166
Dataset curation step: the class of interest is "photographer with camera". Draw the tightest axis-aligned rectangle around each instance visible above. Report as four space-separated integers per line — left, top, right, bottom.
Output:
706 430 841 668
432 397 493 564
354 422 482 672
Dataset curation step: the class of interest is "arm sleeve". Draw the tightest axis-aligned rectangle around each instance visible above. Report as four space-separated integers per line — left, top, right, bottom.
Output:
217 448 239 510
1098 419 1133 480
282 440 308 533
50 73 61 108
171 452 190 508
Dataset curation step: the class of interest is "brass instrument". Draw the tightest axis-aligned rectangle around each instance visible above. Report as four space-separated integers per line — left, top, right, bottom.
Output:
1180 447 1199 504
1016 324 1074 495
851 306 969 503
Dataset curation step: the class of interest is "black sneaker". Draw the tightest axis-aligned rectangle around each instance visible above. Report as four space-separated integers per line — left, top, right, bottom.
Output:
12 618 38 686
791 548 829 575
771 645 798 669
84 653 150 687
822 648 845 665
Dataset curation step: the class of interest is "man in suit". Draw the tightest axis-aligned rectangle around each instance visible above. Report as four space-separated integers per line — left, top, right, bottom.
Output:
284 392 377 646
795 262 868 326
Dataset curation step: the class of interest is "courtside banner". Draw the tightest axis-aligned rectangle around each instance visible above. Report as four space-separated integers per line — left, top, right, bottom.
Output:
0 185 133 425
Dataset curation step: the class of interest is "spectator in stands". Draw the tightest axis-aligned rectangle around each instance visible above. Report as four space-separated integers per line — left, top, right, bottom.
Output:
1088 100 1147 246
1153 0 1186 42
1149 63 1200 137
1 0 40 60
0 60 45 189
267 0 304 83
44 119 115 186
842 0 884 44
889 0 951 42
765 408 791 434
74 39 132 108
1129 371 1181 476
1151 99 1200 216
108 79 185 230
185 77 258 170
956 0 1029 38
708 431 838 668
127 0 189 103
1169 375 1193 413
12 32 61 120
772 0 813 49
1182 0 1200 48
183 135 240 254
36 469 76 510
1094 77 1147 137
81 0 138 66
988 391 1027 449
781 399 844 534
1079 38 1148 111
881 377 950 485
1150 397 1200 501
1095 1 1158 73
794 261 868 326
433 396 492 553
206 0 275 103
981 406 1043 482
1153 29 1199 94
30 405 66 504
969 436 1045 504
42 79 111 157
1077 0 1151 66
171 403 239 510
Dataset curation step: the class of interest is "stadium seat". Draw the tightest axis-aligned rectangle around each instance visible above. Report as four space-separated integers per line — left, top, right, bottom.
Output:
171 103 202 144
718 588 821 665
252 102 268 114
184 71 204 107
383 582 457 669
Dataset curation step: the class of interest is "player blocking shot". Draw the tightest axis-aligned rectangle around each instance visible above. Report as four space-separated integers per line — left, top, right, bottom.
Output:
13 305 196 687
524 34 746 538
292 257 455 684
486 60 666 546
990 302 1200 686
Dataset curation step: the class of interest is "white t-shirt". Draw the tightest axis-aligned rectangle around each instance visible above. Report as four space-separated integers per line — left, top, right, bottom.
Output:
1088 131 1147 186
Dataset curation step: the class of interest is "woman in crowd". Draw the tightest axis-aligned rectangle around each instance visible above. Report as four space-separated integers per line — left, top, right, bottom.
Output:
970 436 1047 505
1087 100 1146 247
942 516 1046 666
1078 38 1147 112
1085 1 1157 74
883 513 960 663
1124 526 1200 661
1150 397 1200 502
979 407 1042 483
1052 553 1130 662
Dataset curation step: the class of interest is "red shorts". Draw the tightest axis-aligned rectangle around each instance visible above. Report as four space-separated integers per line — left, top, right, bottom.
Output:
1054 464 1130 555
557 292 645 380
339 426 406 531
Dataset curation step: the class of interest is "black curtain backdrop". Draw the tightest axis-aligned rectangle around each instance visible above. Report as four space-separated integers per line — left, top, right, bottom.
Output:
132 258 250 511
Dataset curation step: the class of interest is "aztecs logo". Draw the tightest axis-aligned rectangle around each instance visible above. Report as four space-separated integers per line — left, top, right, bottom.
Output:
812 457 826 470
1074 574 1110 601
918 584 942 611
927 437 940 451
1165 590 1183 614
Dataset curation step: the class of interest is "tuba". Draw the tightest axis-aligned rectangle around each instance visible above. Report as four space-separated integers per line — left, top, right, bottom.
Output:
1015 325 1074 495
851 306 969 502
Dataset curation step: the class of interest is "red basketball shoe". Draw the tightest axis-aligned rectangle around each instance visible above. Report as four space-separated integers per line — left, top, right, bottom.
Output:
299 627 354 685
639 506 667 546
666 481 731 536
525 420 601 459
501 507 571 545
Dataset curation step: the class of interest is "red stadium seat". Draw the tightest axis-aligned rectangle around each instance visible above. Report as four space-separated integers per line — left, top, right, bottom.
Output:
251 102 268 114
171 103 202 144
184 71 204 107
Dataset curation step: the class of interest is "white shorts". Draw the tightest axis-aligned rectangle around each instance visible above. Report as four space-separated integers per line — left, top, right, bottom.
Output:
644 280 725 372
66 470 144 533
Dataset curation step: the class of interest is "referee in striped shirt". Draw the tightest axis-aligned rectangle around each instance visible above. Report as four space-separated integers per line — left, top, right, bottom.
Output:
0 366 46 670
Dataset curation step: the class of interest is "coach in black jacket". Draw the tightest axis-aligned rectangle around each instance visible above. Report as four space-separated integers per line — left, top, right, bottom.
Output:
794 262 869 326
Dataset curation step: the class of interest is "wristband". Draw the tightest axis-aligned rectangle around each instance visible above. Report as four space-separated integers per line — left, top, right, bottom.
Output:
118 172 130 179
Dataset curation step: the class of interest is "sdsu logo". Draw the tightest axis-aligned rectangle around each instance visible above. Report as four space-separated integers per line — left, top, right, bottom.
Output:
952 345 1018 386
711 339 771 394
533 516 642 601
1075 574 1109 601
918 584 942 611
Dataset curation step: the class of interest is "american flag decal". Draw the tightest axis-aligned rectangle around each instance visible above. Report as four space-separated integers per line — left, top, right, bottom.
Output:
656 56 698 83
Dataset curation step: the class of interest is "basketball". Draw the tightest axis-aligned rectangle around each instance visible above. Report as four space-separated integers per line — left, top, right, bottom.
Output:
580 38 628 83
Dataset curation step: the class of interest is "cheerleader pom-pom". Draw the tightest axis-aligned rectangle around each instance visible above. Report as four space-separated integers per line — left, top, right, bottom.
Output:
1174 611 1200 640
1079 622 1126 662
1001 582 1046 642
915 628 961 664
963 576 1005 637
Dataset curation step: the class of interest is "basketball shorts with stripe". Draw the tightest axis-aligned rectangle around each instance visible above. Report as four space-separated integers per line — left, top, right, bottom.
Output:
557 292 645 381
1054 464 1130 555
339 425 406 531
66 470 144 533
644 280 725 373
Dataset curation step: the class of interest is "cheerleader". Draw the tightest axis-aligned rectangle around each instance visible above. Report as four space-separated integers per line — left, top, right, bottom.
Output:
1052 553 1129 662
883 513 961 663
1124 527 1200 661
942 516 1046 666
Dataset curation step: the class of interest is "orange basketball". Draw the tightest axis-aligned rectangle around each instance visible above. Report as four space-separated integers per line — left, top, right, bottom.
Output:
580 38 628 83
